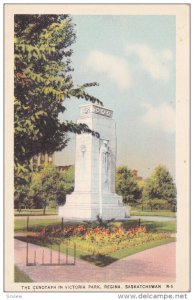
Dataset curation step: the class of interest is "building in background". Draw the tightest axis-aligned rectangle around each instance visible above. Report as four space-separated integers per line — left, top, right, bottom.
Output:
131 169 143 181
31 152 55 168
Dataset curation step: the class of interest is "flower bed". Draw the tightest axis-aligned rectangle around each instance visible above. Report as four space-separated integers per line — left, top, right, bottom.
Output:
24 223 172 256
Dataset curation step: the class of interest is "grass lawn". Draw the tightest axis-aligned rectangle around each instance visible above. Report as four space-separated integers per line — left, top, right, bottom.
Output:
129 209 176 218
14 218 176 233
110 220 176 233
14 265 33 282
14 208 57 216
57 237 175 266
79 238 175 266
14 218 61 231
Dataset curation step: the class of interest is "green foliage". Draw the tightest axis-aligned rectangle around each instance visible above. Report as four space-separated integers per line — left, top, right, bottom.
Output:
14 165 32 209
143 165 177 211
56 165 74 205
14 180 31 210
14 14 102 173
29 164 74 213
14 164 75 212
14 208 57 216
116 166 142 205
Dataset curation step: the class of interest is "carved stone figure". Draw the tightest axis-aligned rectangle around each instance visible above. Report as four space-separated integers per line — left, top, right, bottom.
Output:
100 140 111 193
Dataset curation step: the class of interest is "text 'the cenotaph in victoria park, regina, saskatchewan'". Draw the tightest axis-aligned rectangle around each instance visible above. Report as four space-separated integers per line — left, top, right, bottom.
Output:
58 103 129 220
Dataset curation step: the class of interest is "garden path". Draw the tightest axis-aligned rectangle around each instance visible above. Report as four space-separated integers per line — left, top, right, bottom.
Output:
14 238 176 283
130 216 176 222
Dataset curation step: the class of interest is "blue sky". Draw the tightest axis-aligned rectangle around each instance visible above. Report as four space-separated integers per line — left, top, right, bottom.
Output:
57 15 176 179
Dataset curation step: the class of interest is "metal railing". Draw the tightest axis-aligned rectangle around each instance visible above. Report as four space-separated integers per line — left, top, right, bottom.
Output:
26 241 76 266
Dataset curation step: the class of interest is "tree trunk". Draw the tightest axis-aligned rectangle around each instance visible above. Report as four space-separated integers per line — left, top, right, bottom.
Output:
43 205 46 215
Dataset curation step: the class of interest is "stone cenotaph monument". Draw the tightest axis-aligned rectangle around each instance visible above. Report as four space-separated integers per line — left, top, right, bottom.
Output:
58 103 128 220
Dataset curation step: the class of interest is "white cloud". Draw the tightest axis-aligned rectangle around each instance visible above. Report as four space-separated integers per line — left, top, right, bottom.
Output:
126 44 173 81
142 102 175 133
86 50 132 89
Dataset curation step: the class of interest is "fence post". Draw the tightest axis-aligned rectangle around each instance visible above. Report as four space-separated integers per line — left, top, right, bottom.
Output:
26 242 28 266
74 243 76 265
34 250 36 265
138 218 141 227
27 216 29 232
42 250 44 265
66 242 68 264
50 245 52 264
61 217 64 230
58 245 60 264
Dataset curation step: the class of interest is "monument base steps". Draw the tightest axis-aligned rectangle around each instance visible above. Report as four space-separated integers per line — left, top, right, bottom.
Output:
58 192 129 221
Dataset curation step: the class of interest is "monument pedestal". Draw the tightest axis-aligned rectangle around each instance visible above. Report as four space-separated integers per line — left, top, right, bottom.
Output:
58 104 129 221
58 192 128 220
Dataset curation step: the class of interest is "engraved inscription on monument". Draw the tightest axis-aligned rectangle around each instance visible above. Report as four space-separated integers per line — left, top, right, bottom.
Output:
80 104 113 118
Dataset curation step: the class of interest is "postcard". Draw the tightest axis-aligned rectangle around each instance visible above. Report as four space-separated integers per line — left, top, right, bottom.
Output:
4 3 190 293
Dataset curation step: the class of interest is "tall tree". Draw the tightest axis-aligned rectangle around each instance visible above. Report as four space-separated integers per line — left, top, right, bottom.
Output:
116 166 142 205
29 164 74 215
57 165 75 206
14 172 32 210
14 14 102 175
143 165 177 211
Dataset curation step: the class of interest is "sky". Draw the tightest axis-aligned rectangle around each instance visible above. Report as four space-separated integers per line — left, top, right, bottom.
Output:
56 15 176 179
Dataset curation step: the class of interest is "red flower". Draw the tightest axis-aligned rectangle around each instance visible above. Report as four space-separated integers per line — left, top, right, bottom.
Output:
40 227 46 237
